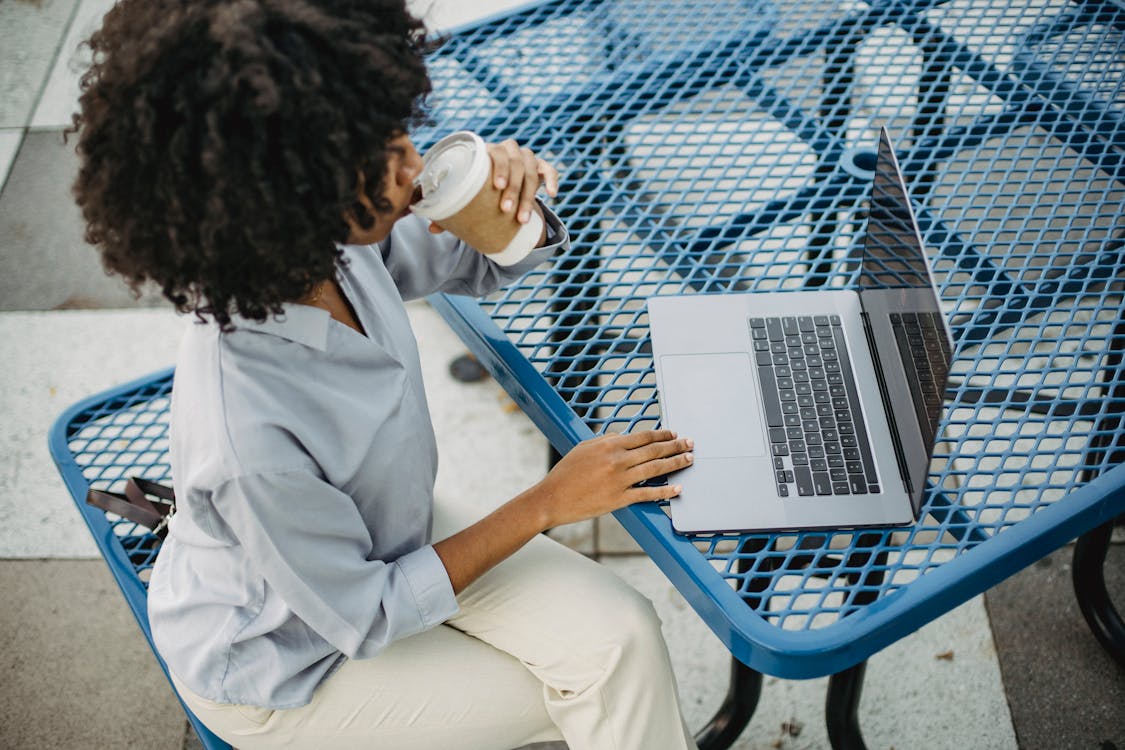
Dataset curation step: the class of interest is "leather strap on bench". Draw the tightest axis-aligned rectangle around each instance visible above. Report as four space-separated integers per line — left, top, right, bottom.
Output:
86 478 176 538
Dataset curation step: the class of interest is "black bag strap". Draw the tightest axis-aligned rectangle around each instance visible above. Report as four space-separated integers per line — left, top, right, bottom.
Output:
86 477 176 538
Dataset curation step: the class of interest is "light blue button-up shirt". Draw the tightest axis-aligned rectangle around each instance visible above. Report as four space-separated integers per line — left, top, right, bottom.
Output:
147 209 565 709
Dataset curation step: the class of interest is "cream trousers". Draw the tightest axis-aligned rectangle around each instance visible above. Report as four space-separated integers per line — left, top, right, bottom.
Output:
172 504 698 750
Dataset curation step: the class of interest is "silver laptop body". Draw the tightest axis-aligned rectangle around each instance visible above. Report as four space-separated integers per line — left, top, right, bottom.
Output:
647 127 954 533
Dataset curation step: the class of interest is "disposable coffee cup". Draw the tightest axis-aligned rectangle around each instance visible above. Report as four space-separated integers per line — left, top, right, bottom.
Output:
411 131 544 266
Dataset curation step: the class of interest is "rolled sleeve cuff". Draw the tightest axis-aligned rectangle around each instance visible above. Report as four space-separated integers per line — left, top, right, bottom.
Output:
396 545 459 628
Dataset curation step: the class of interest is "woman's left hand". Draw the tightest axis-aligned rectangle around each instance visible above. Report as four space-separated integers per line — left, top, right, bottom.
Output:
487 139 560 224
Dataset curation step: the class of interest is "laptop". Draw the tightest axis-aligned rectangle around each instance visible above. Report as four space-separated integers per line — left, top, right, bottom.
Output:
647 127 954 533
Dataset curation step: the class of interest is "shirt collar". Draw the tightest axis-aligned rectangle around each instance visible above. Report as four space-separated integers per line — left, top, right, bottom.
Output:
231 304 332 351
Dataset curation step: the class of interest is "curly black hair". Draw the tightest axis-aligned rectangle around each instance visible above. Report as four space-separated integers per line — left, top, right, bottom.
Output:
72 0 431 328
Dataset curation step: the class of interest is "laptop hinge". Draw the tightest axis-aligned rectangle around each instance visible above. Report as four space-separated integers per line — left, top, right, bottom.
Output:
860 312 913 496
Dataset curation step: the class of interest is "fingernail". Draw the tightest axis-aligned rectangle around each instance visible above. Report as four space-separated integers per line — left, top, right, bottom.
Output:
518 210 530 223
496 177 507 189
673 485 683 494
686 438 694 449
502 198 514 212
685 453 694 462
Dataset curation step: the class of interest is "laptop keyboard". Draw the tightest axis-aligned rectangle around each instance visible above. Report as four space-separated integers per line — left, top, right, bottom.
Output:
750 315 881 499
889 311 951 448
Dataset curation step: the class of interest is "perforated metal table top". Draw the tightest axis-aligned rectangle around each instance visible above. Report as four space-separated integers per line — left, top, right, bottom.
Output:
419 0 1125 677
50 0 1124 680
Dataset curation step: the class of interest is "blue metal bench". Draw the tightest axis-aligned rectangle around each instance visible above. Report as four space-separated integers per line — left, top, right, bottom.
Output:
49 369 229 749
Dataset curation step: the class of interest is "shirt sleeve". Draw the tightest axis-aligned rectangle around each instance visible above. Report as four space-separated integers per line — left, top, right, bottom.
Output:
378 201 569 301
209 470 459 660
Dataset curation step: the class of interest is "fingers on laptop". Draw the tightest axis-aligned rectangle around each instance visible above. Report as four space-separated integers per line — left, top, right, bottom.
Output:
611 431 693 497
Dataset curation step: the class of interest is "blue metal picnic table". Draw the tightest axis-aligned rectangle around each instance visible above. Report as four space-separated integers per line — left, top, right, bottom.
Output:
50 0 1124 748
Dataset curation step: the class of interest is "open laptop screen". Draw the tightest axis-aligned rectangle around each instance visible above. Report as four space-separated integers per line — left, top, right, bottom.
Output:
858 129 953 497
860 131 934 291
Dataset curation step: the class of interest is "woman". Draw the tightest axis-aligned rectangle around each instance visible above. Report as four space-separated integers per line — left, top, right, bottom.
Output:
73 0 698 748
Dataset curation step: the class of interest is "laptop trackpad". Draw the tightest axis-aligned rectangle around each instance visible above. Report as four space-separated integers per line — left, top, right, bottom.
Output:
658 353 766 458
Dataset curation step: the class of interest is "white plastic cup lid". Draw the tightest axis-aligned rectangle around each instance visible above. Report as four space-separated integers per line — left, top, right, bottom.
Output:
411 131 491 220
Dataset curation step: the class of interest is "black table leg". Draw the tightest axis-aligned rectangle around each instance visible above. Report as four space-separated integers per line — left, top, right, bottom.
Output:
694 659 764 750
826 661 869 750
1072 518 1125 669
1074 312 1125 668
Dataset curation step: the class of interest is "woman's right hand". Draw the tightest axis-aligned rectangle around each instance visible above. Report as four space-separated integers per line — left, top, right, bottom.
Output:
528 430 694 529
434 430 693 593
